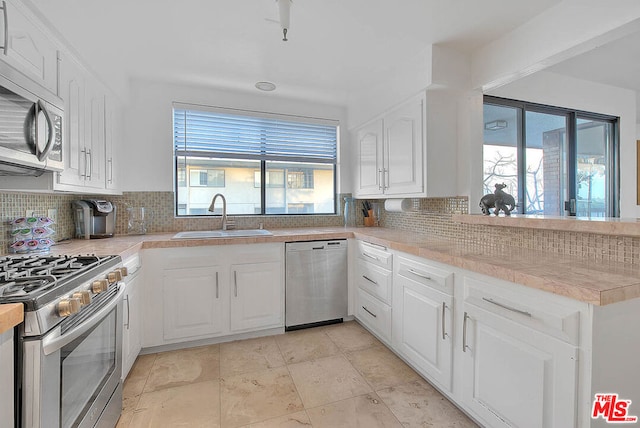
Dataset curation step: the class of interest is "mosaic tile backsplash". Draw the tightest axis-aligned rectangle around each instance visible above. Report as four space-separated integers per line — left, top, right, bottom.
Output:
2 190 640 264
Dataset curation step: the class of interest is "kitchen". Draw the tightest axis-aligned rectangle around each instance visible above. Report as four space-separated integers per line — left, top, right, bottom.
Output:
2 0 640 427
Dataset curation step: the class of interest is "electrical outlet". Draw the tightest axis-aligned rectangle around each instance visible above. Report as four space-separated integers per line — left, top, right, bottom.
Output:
25 210 35 217
47 209 58 224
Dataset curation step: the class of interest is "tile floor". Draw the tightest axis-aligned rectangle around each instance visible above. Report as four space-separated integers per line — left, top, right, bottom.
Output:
116 321 479 428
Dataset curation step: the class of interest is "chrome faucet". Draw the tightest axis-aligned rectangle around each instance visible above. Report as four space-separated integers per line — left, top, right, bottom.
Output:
208 193 228 230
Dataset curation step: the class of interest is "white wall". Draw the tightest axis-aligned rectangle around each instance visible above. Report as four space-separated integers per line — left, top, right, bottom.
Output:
478 70 637 217
123 79 350 193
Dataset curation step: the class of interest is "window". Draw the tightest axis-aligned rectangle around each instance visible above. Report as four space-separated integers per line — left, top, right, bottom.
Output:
483 96 618 216
173 104 338 216
189 169 225 187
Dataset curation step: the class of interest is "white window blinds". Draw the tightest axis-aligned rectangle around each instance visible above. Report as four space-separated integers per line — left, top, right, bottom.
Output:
173 105 338 164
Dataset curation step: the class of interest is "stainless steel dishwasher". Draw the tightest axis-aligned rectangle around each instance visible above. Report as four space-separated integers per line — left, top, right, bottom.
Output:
285 239 348 330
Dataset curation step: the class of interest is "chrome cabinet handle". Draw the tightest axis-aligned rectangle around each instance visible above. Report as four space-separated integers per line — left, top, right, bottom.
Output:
482 297 532 317
107 158 113 183
441 302 447 340
462 311 469 352
362 306 377 318
362 252 379 261
233 271 237 297
383 168 389 190
362 275 377 285
408 269 431 281
0 1 7 55
86 149 92 179
125 294 131 329
80 148 87 178
378 168 383 190
215 272 219 298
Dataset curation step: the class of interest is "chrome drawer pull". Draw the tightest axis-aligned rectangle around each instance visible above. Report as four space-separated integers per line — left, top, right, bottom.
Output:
408 269 431 280
362 275 377 285
482 297 532 317
362 252 379 261
362 306 377 318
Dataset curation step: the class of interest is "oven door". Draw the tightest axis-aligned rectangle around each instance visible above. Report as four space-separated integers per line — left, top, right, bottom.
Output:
21 286 124 428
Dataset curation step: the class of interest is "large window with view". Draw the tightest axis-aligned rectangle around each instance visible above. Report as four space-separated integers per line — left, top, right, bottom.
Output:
483 96 619 217
173 105 338 216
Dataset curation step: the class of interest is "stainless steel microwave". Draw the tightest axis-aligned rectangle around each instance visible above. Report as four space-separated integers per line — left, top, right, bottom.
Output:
0 64 63 175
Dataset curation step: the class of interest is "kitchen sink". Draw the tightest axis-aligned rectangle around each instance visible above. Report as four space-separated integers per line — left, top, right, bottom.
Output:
172 229 273 239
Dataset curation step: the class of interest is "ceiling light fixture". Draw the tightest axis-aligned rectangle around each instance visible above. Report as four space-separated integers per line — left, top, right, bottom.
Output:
276 0 292 41
484 120 508 131
255 81 277 91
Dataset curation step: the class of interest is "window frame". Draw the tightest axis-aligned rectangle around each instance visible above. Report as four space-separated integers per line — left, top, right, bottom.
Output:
173 104 339 217
483 95 619 217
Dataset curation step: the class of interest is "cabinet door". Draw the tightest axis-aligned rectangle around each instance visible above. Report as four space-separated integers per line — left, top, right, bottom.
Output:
230 261 283 332
1 0 58 93
393 275 453 391
104 95 119 191
384 95 424 195
355 119 384 197
163 266 224 341
56 52 85 187
122 273 142 379
461 303 578 428
83 82 106 189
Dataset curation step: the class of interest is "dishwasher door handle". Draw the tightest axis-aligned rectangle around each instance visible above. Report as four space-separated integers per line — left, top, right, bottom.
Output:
312 246 325 250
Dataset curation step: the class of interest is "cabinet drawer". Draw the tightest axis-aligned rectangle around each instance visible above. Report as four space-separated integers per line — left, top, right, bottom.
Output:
356 288 391 343
356 259 392 304
464 276 581 345
356 241 392 270
397 256 453 295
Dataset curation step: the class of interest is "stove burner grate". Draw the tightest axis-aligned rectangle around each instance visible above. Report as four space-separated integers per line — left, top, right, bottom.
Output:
0 275 57 297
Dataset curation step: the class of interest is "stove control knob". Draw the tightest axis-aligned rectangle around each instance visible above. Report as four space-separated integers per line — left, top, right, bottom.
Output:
58 298 81 317
72 291 92 306
108 270 122 283
92 279 109 294
119 267 128 277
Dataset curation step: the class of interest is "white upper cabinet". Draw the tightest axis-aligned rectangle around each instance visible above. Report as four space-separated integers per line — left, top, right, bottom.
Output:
353 90 457 198
384 96 424 195
57 51 85 187
356 119 384 197
0 0 58 94
55 50 120 193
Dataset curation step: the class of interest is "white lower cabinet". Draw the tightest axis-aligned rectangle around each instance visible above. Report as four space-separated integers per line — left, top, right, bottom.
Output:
142 243 284 348
230 262 282 332
122 255 143 379
0 329 14 426
163 266 224 340
392 255 454 391
354 241 393 344
460 301 578 428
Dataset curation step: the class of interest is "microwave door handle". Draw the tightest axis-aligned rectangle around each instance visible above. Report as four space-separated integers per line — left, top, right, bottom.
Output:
0 1 7 55
42 286 125 356
36 100 54 161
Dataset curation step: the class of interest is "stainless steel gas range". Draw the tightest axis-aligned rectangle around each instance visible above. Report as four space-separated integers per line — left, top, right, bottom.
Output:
0 254 127 428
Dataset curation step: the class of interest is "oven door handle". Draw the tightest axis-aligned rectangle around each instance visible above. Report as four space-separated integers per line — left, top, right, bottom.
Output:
42 286 125 356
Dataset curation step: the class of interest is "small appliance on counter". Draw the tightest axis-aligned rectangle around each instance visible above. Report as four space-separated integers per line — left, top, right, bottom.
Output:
72 199 116 239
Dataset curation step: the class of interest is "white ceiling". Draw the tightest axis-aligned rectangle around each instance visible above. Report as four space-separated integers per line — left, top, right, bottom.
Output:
547 30 640 121
28 0 562 105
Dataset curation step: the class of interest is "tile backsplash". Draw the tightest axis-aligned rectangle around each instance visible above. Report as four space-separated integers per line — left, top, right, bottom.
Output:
2 190 640 264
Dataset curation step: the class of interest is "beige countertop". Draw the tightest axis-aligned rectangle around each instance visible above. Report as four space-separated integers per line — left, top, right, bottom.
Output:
0 303 23 334
453 213 640 237
45 227 640 306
